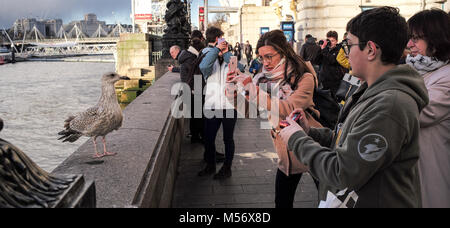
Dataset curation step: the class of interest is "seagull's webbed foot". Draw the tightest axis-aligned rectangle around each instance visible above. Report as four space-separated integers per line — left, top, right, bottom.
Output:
92 137 105 158
93 153 104 159
101 137 117 157
102 152 117 157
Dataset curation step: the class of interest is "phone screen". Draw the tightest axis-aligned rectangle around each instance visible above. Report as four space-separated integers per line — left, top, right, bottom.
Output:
292 113 300 121
218 38 225 44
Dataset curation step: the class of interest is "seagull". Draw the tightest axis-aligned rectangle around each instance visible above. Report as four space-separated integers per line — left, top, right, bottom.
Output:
58 72 130 158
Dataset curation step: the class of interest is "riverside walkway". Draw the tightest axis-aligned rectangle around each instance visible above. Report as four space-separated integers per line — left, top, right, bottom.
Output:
51 72 318 208
173 118 318 208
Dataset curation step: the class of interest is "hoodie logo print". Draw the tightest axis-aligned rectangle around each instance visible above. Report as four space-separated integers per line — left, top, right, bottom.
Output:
357 134 388 162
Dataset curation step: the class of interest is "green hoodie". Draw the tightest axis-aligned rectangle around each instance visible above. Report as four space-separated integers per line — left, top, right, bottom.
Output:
288 64 429 208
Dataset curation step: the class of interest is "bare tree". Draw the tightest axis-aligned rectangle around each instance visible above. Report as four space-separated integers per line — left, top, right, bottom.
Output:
208 13 227 29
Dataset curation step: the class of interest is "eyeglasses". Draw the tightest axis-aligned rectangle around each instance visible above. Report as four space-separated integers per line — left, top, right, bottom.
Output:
342 40 379 55
342 40 367 55
258 53 279 63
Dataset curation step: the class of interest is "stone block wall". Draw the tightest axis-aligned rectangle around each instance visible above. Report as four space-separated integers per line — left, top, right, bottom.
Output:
116 33 153 77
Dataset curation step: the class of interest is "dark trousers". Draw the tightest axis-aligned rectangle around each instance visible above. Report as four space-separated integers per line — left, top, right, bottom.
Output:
246 54 252 66
204 109 237 167
189 94 204 139
275 169 303 208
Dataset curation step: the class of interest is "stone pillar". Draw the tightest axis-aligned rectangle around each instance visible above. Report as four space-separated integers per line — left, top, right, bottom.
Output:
115 33 155 106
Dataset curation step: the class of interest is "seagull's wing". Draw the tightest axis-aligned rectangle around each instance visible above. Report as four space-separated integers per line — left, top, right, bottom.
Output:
69 106 102 134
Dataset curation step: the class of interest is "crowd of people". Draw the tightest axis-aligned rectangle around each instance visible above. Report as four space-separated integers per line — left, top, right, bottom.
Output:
167 7 449 208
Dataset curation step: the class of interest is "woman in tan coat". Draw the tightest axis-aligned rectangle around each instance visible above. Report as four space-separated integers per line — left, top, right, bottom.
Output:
227 30 321 208
407 9 450 208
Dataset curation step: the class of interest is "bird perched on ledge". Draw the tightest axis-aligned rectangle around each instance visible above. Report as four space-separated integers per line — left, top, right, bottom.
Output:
58 72 130 158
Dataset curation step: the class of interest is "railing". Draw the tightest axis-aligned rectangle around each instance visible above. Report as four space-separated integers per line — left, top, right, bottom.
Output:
152 51 163 66
14 37 120 45
24 44 117 57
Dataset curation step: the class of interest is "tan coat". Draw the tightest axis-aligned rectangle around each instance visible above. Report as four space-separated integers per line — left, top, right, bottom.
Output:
258 73 322 175
418 63 450 208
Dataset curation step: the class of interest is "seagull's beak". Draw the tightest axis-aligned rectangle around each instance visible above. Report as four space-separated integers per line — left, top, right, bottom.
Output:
120 76 131 80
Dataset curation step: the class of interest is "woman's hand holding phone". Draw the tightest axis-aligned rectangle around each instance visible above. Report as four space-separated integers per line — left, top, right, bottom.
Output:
289 109 310 134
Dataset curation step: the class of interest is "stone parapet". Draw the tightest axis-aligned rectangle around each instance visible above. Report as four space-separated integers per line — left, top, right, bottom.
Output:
52 72 184 208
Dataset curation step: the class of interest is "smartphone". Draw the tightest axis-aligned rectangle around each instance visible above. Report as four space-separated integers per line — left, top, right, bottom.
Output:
218 38 226 44
229 56 238 73
279 112 302 129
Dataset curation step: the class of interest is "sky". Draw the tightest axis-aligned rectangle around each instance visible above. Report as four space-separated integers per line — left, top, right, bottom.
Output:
0 0 221 29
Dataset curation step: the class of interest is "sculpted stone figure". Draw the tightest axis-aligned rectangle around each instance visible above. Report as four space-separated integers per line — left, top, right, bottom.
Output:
0 118 76 208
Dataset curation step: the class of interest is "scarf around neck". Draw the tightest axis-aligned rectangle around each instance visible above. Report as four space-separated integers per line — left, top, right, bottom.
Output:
253 58 295 100
406 54 449 75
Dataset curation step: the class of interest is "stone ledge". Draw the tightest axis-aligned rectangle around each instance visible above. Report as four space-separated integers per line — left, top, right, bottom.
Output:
52 72 184 208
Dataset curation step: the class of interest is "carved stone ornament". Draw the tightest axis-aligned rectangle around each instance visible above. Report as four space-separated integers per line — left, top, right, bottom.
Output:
0 118 95 208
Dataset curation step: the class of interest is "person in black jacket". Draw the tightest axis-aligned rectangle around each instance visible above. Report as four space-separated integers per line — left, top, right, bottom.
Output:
300 34 321 74
316 31 346 99
168 45 197 83
169 45 205 143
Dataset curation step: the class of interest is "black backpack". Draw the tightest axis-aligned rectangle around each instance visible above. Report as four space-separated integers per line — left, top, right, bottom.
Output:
310 80 340 129
186 51 207 91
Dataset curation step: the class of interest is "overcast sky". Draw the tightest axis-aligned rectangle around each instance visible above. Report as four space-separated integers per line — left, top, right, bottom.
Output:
0 0 222 29
0 0 132 28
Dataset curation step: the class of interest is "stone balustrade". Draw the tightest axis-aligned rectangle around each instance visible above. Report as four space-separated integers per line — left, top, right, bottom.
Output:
52 72 184 208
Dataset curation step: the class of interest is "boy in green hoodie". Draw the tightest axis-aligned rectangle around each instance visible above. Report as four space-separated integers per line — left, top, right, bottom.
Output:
279 7 429 208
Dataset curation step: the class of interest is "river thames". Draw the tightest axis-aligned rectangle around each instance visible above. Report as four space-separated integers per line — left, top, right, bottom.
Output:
0 60 115 172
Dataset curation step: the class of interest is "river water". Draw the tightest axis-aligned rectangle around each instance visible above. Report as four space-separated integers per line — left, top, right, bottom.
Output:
0 60 115 172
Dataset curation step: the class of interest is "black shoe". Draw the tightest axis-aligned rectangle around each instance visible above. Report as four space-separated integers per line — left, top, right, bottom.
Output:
203 152 225 163
213 165 232 180
198 164 216 177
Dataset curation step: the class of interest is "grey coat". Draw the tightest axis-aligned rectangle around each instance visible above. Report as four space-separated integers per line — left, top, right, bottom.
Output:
418 64 450 208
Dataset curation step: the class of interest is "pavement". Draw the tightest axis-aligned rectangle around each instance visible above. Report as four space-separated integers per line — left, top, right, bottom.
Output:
172 118 319 208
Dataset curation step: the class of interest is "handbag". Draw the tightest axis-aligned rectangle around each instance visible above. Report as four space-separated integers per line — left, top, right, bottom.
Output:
336 73 361 102
304 62 340 129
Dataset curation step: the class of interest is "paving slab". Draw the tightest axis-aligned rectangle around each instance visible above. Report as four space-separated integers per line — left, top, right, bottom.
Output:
172 118 318 208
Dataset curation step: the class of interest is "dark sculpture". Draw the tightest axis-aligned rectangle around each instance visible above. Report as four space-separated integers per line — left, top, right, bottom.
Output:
0 118 95 208
164 0 191 37
162 0 191 58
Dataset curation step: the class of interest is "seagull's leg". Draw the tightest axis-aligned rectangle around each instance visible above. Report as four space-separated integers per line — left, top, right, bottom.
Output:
93 137 103 158
102 136 117 157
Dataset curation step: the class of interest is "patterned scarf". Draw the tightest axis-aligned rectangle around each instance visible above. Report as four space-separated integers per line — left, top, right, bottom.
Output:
406 54 449 76
253 58 295 100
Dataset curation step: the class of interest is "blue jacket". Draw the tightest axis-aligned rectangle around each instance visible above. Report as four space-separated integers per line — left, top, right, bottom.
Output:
199 46 245 80
249 58 262 75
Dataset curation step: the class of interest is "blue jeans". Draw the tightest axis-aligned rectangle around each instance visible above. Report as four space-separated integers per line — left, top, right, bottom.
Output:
204 109 237 167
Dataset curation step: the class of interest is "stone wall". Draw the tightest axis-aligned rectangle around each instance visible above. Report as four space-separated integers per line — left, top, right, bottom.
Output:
115 33 157 106
222 5 280 52
295 0 447 44
52 72 185 208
